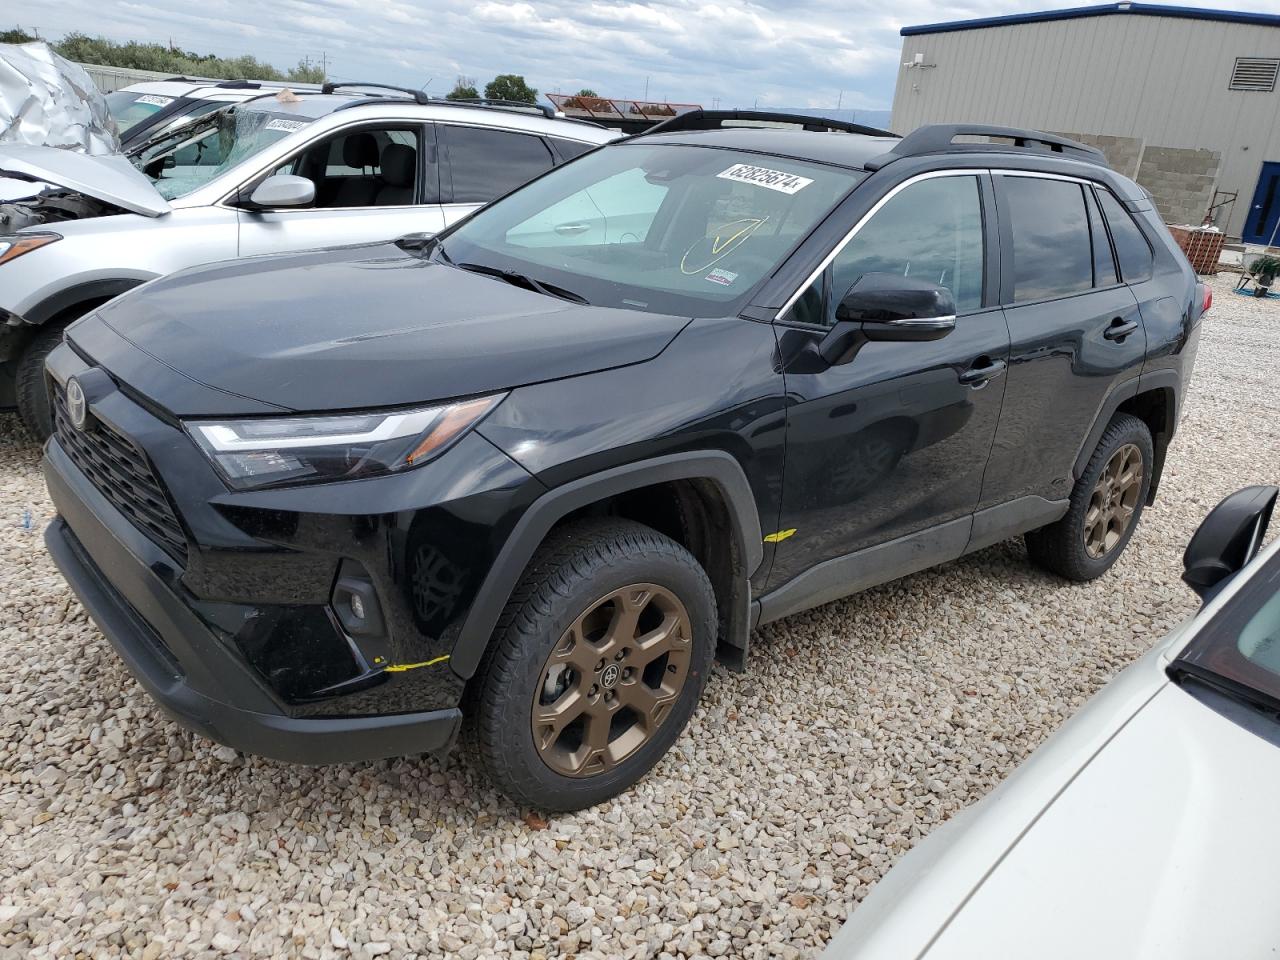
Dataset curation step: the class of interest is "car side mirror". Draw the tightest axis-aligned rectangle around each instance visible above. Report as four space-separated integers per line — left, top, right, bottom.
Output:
247 174 315 209
1182 484 1278 600
818 274 957 366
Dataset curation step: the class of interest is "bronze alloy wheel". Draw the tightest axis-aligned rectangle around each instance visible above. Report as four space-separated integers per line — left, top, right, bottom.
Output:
532 583 693 778
1084 442 1144 559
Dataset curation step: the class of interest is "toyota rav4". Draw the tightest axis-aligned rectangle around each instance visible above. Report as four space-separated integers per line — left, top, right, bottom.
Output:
41 113 1206 810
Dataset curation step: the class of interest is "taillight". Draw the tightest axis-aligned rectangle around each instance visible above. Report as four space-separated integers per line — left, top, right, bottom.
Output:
1198 282 1212 316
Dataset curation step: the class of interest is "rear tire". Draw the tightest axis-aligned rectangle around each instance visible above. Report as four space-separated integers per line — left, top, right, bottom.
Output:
470 518 716 811
15 321 69 442
1026 412 1153 581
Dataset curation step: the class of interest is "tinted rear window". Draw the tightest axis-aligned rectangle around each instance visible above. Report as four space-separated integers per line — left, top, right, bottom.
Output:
1097 189 1154 283
442 126 555 203
1004 176 1093 302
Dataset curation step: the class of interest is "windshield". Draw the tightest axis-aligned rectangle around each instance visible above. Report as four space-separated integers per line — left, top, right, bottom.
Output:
130 105 313 200
437 143 863 316
1175 546 1280 709
106 90 180 137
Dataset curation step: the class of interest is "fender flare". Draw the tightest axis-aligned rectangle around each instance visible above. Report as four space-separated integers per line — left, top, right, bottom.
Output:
1072 377 1141 481
449 450 763 679
1073 372 1181 503
25 278 149 327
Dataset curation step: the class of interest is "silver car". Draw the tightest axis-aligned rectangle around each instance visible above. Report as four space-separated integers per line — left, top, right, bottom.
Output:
0 87 616 436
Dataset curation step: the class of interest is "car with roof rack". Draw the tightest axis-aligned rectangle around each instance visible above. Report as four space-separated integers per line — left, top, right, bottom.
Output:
105 77 324 149
0 83 617 437
40 110 1205 810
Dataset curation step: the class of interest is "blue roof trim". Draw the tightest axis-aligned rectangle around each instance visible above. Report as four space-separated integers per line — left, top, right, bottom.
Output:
901 2 1280 36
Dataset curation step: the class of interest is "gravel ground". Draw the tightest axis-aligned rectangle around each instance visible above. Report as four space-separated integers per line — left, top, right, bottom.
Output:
2 273 1277 960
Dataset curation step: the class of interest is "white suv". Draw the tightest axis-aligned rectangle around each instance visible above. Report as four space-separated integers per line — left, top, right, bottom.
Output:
0 86 616 436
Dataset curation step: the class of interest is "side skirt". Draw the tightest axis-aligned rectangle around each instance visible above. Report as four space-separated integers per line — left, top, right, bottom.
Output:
755 517 971 626
752 495 1068 628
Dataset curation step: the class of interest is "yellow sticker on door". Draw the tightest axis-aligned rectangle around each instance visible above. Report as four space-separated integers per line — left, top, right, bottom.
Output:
763 529 797 543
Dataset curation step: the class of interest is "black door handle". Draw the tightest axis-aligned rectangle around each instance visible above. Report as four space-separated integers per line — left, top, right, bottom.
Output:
1104 318 1140 341
959 357 1007 387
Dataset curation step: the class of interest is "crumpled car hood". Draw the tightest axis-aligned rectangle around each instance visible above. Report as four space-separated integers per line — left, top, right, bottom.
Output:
0 41 118 154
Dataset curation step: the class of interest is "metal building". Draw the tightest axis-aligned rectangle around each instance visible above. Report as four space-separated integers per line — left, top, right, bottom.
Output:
892 2 1280 243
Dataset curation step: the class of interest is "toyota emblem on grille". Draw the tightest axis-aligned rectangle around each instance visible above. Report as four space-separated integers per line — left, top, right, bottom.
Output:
66 377 88 430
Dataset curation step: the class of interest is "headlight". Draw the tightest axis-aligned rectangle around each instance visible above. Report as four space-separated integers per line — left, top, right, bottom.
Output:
187 394 504 490
0 233 61 265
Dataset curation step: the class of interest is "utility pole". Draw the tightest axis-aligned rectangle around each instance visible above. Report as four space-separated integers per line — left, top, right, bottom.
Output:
643 75 649 100
319 51 329 79
837 89 843 109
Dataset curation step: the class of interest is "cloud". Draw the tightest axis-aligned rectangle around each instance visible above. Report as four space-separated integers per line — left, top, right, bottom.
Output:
27 0 1280 111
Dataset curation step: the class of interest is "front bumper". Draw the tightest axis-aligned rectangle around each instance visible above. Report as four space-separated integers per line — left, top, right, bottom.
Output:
44 452 463 763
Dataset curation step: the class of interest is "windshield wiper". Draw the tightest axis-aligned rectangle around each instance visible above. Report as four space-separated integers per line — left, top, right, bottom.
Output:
455 261 589 305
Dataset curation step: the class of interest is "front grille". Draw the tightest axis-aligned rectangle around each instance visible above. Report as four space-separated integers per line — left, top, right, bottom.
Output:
52 382 188 563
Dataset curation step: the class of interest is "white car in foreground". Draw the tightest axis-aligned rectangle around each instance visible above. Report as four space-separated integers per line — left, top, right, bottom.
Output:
826 484 1280 960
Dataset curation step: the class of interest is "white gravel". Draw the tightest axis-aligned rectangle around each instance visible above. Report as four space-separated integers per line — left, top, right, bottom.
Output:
1 273 1277 959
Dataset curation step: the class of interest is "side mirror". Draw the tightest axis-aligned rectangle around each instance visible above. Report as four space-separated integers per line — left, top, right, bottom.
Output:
247 174 315 209
1182 484 1278 600
818 274 957 366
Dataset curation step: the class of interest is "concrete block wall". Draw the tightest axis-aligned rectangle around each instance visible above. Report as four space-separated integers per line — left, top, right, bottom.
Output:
1054 132 1144 179
1135 146 1221 226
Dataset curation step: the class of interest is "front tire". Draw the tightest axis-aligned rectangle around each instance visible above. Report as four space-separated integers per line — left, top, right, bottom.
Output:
1026 412 1153 581
15 321 69 442
470 518 716 811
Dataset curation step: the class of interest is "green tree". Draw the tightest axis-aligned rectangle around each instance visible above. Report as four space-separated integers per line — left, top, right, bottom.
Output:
446 75 479 100
575 88 598 98
44 33 296 81
484 73 537 104
1 27 38 44
287 59 325 83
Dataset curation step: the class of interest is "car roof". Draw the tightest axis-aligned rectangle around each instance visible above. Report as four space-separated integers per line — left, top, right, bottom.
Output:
630 127 899 170
118 84 615 143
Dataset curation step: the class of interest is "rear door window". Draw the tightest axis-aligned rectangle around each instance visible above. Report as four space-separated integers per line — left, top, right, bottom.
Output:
1096 188 1155 283
441 125 555 203
1002 176 1093 302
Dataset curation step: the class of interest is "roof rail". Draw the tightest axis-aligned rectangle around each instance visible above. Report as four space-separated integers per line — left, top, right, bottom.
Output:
321 81 430 104
635 109 899 139
864 123 1107 171
442 97 557 119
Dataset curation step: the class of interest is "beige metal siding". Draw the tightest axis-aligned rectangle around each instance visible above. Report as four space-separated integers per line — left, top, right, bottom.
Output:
892 14 1280 238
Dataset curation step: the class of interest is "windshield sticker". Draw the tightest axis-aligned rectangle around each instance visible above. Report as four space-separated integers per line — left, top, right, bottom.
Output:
264 118 307 133
716 163 813 195
705 268 739 287
136 95 174 107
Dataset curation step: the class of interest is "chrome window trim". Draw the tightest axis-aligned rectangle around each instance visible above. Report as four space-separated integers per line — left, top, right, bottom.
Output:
774 168 983 320
775 166 1116 320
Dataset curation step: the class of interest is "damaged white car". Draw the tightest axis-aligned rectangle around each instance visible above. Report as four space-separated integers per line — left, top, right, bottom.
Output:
0 84 614 437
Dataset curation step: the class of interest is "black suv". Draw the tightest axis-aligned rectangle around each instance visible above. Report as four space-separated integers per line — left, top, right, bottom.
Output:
42 113 1205 810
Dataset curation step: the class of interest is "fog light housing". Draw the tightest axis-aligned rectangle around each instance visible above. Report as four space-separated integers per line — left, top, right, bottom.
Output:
331 564 386 639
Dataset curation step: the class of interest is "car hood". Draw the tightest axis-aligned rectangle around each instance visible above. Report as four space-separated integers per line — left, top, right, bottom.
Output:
83 243 692 415
0 143 169 216
918 681 1280 959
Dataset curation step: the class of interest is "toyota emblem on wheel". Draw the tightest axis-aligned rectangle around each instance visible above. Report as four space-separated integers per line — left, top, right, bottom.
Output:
600 663 621 689
65 377 87 431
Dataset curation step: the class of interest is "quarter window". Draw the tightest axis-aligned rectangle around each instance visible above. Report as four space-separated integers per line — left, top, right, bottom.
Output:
1003 176 1093 302
442 126 555 203
820 174 985 322
1085 187 1118 287
1096 189 1154 283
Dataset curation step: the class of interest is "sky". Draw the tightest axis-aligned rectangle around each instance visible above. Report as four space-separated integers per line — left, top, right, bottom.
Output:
23 0 1280 112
